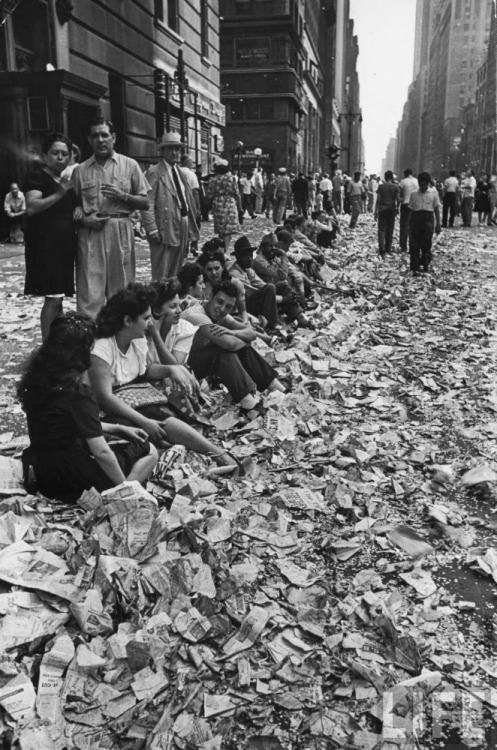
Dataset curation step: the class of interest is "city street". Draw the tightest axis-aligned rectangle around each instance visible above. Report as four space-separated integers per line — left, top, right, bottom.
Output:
2 216 497 747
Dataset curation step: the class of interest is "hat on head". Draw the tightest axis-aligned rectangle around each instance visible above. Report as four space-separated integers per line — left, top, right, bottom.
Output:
278 167 287 174
158 132 185 148
260 232 278 246
216 158 229 167
233 235 255 256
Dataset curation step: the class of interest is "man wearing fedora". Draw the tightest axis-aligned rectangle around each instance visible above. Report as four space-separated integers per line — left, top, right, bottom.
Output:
229 235 281 330
72 117 150 317
142 132 200 279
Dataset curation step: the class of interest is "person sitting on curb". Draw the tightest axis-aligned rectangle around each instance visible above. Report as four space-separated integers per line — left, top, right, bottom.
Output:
88 282 237 469
18 312 158 501
182 280 286 411
252 234 314 329
275 230 319 310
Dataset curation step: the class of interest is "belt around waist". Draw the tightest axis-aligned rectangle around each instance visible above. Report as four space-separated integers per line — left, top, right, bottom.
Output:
97 212 131 219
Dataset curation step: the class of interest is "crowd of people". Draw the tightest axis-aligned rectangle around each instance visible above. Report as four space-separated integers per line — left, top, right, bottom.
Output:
5 121 496 502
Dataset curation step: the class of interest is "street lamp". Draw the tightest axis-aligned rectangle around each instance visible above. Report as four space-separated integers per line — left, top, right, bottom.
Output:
254 147 262 171
235 140 244 176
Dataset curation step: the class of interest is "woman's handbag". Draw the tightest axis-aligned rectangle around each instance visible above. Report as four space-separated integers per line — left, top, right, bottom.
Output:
113 382 168 409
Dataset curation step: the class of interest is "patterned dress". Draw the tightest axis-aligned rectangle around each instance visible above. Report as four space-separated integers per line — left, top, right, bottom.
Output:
207 172 240 237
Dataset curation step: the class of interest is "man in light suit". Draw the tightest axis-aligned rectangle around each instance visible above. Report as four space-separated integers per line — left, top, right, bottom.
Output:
142 132 200 280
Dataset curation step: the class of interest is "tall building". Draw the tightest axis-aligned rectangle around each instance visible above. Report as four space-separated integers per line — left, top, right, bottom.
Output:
381 137 397 176
396 0 493 177
219 0 325 174
0 0 225 197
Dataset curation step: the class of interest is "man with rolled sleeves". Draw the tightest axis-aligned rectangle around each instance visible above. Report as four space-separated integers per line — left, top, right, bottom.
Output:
141 132 200 280
72 117 150 317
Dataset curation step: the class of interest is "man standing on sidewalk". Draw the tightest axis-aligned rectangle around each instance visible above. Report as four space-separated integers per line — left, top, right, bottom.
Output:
142 132 200 279
460 170 477 228
273 168 292 223
442 170 459 228
374 171 399 257
347 172 366 230
73 117 150 317
399 168 419 252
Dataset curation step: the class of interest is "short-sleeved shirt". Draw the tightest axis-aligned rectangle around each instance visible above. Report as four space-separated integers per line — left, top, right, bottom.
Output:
444 176 459 193
376 182 399 212
408 188 441 212
26 385 102 452
148 318 196 365
399 176 419 204
228 262 266 293
181 302 237 352
72 152 149 215
91 337 148 387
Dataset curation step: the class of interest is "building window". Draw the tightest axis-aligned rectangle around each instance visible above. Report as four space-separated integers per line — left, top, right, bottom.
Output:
155 0 179 31
200 0 208 57
227 99 275 121
220 38 234 67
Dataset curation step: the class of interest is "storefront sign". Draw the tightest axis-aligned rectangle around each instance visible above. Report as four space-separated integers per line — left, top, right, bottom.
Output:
235 38 271 68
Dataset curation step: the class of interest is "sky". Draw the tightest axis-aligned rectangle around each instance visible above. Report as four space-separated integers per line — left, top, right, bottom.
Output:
349 0 417 173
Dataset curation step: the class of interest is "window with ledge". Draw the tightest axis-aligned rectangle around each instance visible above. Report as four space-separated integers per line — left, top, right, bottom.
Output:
155 0 179 33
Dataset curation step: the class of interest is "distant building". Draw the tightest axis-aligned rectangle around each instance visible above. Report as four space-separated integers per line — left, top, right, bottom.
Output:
381 137 397 176
395 0 493 178
219 0 325 174
0 0 225 199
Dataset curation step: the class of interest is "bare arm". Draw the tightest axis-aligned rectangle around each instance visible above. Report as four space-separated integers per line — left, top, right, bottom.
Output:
86 436 126 485
25 180 71 216
198 324 247 351
148 325 179 366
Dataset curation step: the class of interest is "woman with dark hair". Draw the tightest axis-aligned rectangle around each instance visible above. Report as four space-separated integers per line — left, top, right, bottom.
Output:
196 237 225 267
149 278 196 365
24 131 77 340
206 159 241 252
177 262 205 308
18 312 158 501
88 283 237 464
203 250 247 321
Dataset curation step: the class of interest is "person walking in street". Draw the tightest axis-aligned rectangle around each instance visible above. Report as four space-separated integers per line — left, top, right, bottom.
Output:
476 173 492 226
399 168 419 251
264 173 276 219
291 172 309 217
273 168 292 223
442 170 459 228
332 171 343 214
347 172 366 230
4 182 25 243
307 174 317 214
205 159 241 253
319 173 333 213
73 117 150 317
408 171 441 274
374 170 399 257
141 132 199 282
239 173 255 219
460 170 477 228
252 168 264 214
367 174 378 213
489 175 497 226
24 132 77 340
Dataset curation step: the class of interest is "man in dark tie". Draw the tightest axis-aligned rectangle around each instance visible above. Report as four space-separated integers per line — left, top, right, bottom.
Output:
142 132 200 279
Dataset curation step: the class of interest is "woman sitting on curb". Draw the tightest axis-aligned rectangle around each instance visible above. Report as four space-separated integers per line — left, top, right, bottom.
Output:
18 312 158 501
88 283 237 467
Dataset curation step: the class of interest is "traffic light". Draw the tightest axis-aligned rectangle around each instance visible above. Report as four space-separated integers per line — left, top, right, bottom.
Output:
327 145 341 160
153 68 166 99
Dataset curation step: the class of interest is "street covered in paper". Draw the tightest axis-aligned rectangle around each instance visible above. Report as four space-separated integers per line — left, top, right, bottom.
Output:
1 217 497 748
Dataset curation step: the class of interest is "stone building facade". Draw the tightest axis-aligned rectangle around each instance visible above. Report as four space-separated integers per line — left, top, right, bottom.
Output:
0 0 225 200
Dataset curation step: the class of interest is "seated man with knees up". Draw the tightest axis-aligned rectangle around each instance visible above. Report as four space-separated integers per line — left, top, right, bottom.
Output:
182 280 285 410
229 235 281 332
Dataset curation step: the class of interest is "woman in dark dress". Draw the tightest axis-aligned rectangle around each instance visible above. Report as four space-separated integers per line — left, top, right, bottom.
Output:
17 312 158 502
476 173 491 226
24 132 77 340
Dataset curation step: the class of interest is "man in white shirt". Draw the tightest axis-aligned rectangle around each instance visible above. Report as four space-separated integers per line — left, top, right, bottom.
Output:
442 170 459 228
320 173 333 212
460 170 476 228
399 168 419 252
